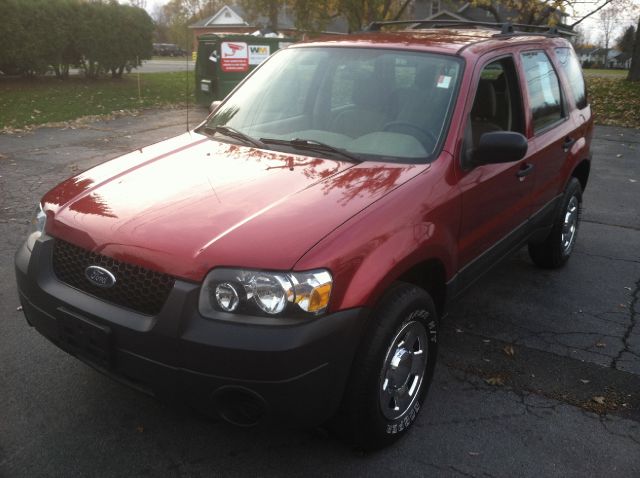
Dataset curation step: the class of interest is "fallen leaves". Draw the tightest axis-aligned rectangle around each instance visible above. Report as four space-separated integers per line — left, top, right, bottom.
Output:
16 305 23 311
595 341 606 348
586 77 640 128
502 344 515 357
485 376 504 386
592 396 606 405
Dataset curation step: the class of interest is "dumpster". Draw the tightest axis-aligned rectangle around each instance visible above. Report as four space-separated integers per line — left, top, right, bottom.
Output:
195 34 295 106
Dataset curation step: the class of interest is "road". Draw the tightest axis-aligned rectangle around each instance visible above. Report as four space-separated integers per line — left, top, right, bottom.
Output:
0 110 638 477
138 59 194 73
65 59 194 77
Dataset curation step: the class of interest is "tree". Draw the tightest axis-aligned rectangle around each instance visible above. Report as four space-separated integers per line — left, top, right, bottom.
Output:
470 0 569 25
336 0 413 31
239 0 281 30
598 6 616 68
159 0 220 50
628 16 640 80
77 1 154 78
617 25 636 55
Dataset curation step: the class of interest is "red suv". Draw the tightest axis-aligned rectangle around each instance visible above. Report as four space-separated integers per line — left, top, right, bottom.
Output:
15 22 592 449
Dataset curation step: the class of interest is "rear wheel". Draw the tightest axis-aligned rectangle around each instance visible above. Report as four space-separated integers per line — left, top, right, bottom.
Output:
336 283 438 450
528 177 582 268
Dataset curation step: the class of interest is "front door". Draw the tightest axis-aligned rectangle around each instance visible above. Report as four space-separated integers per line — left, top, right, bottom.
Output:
455 54 535 289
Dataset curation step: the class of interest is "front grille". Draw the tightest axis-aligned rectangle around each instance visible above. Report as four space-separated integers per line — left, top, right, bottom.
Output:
52 239 175 315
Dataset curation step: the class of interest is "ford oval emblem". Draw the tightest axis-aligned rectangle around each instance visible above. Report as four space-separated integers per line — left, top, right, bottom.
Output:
85 266 116 288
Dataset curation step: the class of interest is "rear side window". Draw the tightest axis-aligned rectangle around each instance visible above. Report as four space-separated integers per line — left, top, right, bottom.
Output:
521 51 564 133
555 47 587 109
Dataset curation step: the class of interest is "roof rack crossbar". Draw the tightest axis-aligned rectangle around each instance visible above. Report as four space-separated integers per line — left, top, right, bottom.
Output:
363 19 575 37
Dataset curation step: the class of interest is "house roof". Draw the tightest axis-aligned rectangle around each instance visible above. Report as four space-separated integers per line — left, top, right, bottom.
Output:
190 4 296 30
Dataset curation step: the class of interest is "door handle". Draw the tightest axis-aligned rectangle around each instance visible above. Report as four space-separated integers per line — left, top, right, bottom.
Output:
516 163 534 178
562 136 576 152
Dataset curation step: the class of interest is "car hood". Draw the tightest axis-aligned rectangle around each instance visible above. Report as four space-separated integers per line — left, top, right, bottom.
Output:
43 132 427 281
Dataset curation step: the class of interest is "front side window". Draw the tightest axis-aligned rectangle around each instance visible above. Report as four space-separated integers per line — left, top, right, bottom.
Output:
202 47 463 162
555 47 587 110
521 51 564 133
465 57 524 157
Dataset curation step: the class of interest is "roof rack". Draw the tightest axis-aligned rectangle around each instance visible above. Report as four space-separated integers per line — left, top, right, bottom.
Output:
363 19 575 38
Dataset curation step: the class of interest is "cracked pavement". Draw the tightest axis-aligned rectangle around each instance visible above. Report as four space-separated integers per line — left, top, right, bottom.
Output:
1 112 639 477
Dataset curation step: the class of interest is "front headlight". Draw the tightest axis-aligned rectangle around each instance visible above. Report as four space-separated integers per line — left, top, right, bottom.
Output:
199 268 333 319
26 203 46 251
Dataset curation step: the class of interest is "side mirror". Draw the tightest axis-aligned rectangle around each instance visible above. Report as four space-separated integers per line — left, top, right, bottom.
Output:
472 131 528 166
209 100 221 114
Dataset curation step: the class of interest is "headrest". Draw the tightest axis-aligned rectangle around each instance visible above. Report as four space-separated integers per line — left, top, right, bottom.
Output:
472 80 496 119
352 73 385 109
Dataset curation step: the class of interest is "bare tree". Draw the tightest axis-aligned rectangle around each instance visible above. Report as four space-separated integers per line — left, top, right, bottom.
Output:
598 6 616 68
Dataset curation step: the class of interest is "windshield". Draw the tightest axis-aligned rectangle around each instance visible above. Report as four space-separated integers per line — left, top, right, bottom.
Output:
202 46 462 163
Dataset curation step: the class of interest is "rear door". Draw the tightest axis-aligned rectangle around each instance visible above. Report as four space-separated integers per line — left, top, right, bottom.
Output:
519 49 576 217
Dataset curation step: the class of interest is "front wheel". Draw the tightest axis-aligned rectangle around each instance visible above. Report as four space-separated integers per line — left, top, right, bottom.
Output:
528 177 582 268
336 283 438 450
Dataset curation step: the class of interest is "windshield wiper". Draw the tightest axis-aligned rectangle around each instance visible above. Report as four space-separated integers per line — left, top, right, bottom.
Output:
200 125 265 148
260 138 363 163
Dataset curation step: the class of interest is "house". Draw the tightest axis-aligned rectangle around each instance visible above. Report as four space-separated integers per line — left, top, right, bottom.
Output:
411 0 570 28
189 4 348 50
575 46 606 66
575 47 630 69
609 50 631 69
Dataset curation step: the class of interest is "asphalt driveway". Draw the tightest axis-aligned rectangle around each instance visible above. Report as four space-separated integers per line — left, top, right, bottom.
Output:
0 110 638 477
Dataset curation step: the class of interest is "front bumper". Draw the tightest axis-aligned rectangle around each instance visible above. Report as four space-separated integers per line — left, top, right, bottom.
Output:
15 236 368 427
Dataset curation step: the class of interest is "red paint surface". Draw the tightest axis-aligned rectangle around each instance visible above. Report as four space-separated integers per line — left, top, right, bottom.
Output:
41 30 593 312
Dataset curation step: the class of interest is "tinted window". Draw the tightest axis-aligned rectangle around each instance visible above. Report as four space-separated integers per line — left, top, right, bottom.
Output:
521 51 564 132
466 57 524 156
555 47 587 109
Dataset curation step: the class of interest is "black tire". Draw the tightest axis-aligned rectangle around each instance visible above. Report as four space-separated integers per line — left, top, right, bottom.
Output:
336 282 438 450
528 177 582 269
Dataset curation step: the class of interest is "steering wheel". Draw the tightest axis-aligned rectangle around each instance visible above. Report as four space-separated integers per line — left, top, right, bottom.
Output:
383 121 437 151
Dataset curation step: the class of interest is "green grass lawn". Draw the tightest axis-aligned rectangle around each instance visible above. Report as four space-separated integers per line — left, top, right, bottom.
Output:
0 72 194 130
582 68 627 79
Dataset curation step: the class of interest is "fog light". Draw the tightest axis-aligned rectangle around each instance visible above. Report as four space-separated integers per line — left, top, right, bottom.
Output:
215 282 240 312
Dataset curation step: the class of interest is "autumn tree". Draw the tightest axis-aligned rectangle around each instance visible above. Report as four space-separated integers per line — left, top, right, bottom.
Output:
470 0 569 25
240 0 414 33
157 0 221 49
238 0 281 30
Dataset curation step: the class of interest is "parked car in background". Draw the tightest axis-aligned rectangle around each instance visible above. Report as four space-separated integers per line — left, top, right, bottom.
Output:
153 43 186 57
16 21 592 450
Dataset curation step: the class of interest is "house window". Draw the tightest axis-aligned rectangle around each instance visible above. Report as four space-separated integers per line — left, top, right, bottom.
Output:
432 0 440 15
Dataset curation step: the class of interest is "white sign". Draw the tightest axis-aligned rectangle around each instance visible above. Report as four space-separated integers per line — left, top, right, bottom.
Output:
220 42 249 72
248 45 271 66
